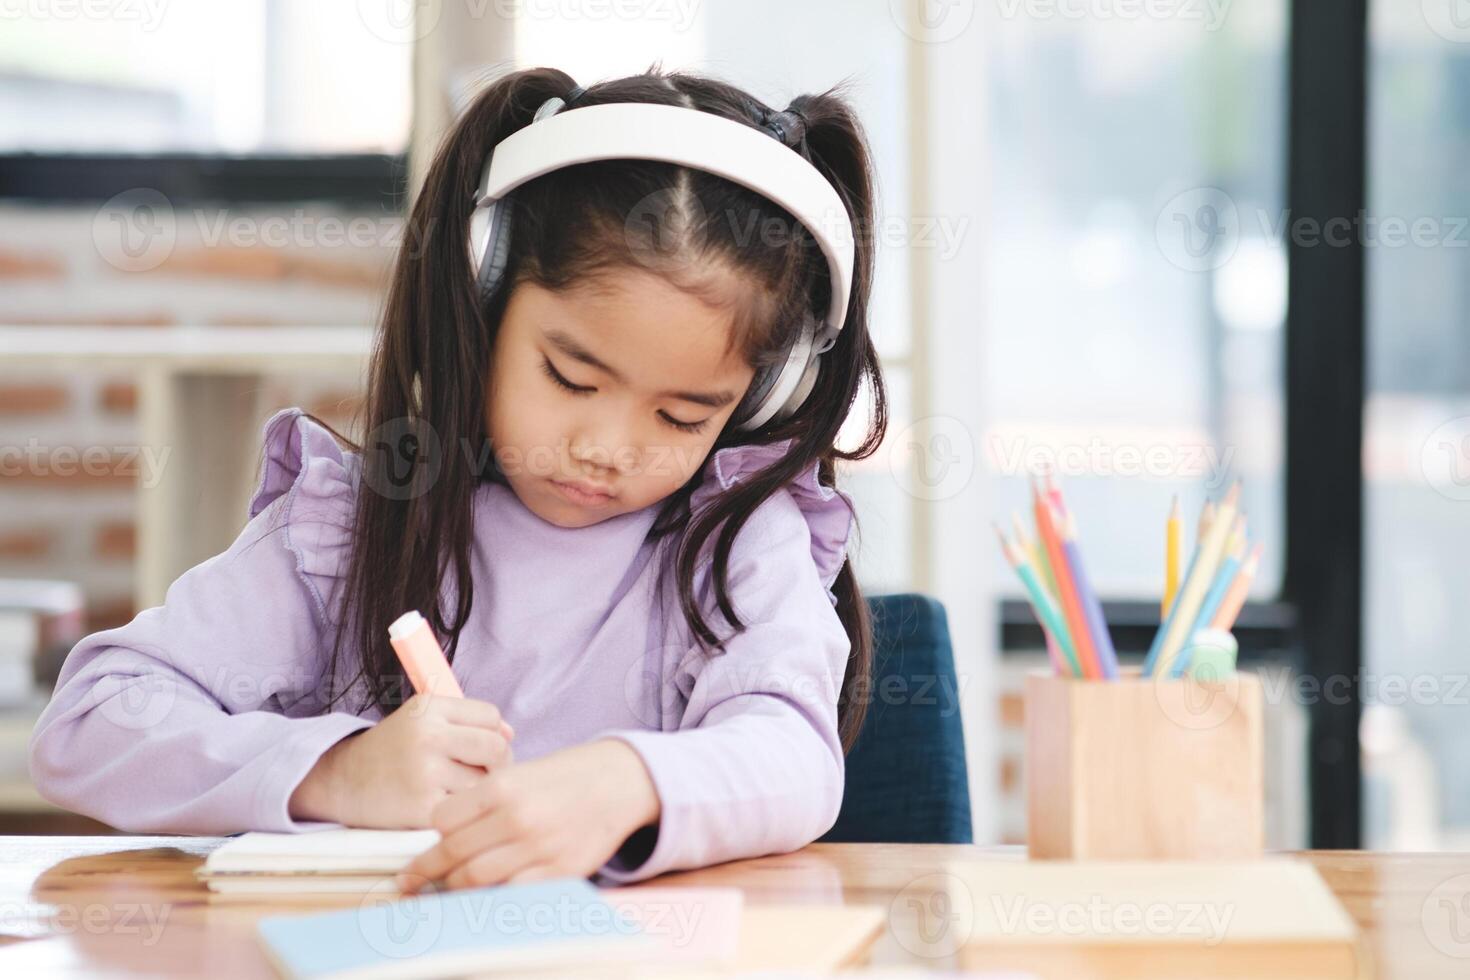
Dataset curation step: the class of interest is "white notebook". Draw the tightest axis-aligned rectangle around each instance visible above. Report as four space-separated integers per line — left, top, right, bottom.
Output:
198 828 441 893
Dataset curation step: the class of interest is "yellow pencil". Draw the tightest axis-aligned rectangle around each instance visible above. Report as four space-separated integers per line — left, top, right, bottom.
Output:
1165 497 1216 625
1163 496 1181 620
1147 483 1242 677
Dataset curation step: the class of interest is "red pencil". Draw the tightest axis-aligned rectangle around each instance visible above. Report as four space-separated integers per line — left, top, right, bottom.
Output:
1033 477 1100 679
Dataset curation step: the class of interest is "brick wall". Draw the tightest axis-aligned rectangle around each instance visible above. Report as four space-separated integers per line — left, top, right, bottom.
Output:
0 201 396 632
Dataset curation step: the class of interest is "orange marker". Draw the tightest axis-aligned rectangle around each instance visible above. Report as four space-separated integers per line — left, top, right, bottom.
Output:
389 610 513 739
389 610 465 697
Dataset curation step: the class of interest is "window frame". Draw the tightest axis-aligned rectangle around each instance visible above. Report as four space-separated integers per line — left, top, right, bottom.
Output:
1283 0 1367 850
0 153 408 206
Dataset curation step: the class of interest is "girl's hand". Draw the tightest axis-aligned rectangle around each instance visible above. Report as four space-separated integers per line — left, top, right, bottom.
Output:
289 694 515 828
397 740 661 892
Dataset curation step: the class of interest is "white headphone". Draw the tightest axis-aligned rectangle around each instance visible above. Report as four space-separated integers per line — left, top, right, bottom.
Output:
468 95 855 433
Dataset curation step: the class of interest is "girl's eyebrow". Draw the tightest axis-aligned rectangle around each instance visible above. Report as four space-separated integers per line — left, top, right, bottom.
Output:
541 327 738 408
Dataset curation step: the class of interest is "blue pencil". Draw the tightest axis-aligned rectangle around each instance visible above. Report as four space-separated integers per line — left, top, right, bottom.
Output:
1169 529 1246 678
1140 493 1234 678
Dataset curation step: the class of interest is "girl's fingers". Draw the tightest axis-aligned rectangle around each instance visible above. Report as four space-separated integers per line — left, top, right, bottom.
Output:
408 803 519 883
443 841 537 891
430 773 504 835
443 759 486 793
507 864 555 885
446 726 511 768
435 697 504 732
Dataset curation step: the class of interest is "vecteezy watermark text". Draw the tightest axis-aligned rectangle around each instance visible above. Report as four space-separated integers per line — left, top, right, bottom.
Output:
989 434 1236 486
990 894 1236 945
0 441 170 489
994 0 1232 31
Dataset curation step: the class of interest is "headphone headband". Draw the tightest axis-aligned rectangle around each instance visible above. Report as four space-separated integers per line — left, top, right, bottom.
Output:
474 101 855 333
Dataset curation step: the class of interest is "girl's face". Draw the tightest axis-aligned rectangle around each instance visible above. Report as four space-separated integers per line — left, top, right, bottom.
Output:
486 268 757 528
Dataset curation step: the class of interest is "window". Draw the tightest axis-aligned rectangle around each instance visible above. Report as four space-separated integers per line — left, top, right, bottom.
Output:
0 1 411 154
980 6 1288 604
1364 1 1470 850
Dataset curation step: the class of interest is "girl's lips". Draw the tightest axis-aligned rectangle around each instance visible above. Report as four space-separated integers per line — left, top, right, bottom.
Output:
550 479 615 506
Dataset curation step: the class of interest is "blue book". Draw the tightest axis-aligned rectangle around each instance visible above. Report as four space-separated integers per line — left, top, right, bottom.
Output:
256 878 651 980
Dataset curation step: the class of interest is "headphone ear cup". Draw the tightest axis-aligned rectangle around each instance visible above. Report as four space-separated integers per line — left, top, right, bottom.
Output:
733 314 819 433
732 361 782 431
478 196 516 306
777 353 822 423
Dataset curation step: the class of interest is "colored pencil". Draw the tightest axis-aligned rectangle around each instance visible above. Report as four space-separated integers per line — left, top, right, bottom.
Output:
1163 496 1182 620
1014 512 1057 598
1199 500 1216 540
1210 543 1263 632
1046 474 1114 679
1034 478 1101 679
1169 522 1247 678
1144 483 1241 677
1196 519 1246 624
1062 510 1120 680
1043 472 1068 534
1013 510 1068 670
995 525 1081 677
1168 498 1214 626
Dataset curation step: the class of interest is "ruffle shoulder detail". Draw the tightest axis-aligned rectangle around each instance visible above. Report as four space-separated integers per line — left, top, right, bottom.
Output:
247 408 360 627
689 438 856 605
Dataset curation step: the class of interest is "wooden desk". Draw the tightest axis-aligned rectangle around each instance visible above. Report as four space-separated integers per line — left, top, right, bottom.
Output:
0 837 1464 977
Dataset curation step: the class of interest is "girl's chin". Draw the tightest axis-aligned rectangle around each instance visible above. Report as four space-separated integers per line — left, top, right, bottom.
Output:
547 508 616 529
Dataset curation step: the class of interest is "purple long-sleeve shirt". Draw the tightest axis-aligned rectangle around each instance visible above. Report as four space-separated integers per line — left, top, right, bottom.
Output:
28 408 856 882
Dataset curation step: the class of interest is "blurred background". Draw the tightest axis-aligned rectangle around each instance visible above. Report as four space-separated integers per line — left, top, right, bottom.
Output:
0 1 1462 852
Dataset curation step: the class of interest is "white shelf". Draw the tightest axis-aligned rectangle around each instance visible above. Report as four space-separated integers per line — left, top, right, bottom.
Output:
0 325 373 372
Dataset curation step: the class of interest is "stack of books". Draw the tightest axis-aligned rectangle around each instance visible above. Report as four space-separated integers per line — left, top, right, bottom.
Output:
196 828 441 895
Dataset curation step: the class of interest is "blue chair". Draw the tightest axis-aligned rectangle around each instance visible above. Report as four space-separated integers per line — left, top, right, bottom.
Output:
820 593 973 844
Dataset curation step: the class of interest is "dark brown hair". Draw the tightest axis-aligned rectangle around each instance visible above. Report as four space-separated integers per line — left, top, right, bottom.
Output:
306 64 886 751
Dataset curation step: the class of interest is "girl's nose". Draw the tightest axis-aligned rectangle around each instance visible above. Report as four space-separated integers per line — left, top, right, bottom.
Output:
569 422 635 477
570 443 617 476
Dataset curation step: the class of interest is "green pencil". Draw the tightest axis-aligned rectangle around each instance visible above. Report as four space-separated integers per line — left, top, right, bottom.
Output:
995 524 1083 677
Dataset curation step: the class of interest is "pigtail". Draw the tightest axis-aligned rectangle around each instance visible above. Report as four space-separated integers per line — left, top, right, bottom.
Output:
321 66 581 714
667 80 887 752
791 87 887 751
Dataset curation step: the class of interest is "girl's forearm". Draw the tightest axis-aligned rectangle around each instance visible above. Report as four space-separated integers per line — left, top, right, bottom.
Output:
287 734 354 824
596 738 663 832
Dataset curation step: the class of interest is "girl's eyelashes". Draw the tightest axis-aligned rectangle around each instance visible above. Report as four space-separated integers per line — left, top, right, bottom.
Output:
539 356 711 435
660 413 710 435
540 356 593 395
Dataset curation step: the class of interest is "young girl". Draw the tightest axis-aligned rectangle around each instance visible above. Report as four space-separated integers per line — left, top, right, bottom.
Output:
29 65 886 889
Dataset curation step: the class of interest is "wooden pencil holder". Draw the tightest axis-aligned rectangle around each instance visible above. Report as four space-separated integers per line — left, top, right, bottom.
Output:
1025 667 1264 861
